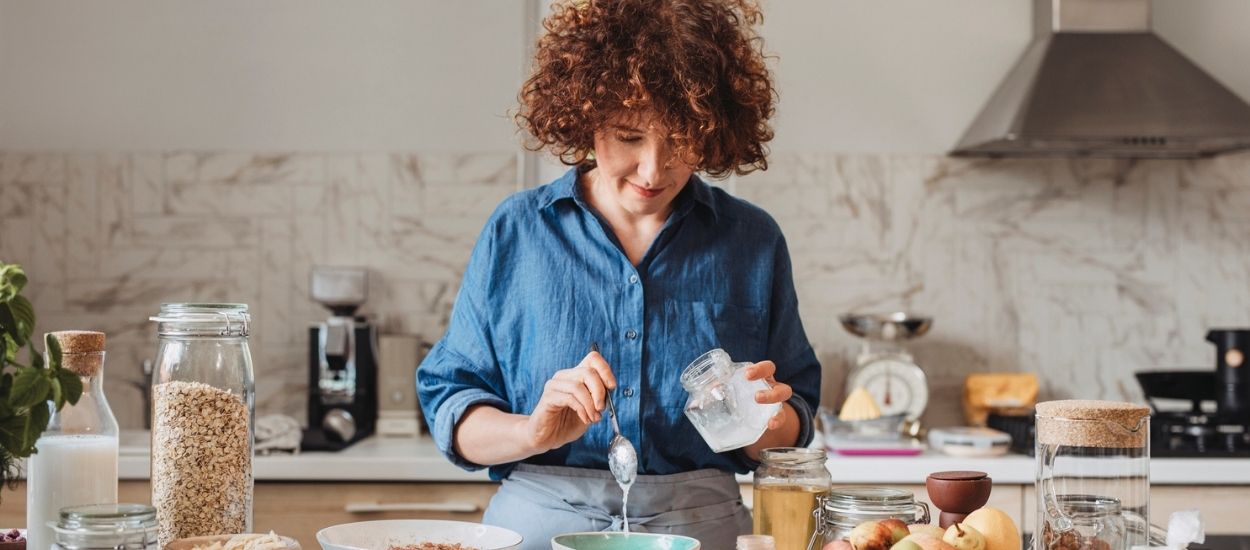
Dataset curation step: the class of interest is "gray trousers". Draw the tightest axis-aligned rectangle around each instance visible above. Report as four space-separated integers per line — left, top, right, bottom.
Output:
482 464 752 550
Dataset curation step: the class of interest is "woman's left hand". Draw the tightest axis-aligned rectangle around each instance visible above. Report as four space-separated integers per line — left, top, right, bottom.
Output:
743 360 794 430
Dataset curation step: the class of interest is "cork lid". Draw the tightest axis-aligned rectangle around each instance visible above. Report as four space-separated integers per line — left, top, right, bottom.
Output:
1035 399 1150 448
49 330 106 376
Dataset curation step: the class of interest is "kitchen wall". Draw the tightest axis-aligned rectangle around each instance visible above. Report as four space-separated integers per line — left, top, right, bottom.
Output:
2 1 1250 429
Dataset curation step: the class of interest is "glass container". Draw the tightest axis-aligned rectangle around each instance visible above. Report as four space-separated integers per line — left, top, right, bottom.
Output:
754 448 831 550
814 487 931 546
51 503 159 550
681 348 780 452
149 303 255 546
1035 400 1150 550
27 331 119 550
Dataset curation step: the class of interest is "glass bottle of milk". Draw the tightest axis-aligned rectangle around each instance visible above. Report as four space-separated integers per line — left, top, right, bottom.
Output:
27 331 119 550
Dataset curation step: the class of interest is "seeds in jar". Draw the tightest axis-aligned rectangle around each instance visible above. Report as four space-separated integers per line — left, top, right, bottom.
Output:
152 381 252 546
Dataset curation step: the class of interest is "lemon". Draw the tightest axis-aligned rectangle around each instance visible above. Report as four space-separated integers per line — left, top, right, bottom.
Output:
962 506 1021 550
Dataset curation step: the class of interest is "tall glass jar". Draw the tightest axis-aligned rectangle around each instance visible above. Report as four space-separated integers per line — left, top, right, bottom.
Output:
753 448 831 550
149 303 255 546
1035 400 1149 550
815 487 931 546
51 503 159 550
27 331 119 550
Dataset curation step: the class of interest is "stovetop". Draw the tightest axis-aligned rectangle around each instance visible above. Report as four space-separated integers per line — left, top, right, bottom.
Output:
1151 411 1250 457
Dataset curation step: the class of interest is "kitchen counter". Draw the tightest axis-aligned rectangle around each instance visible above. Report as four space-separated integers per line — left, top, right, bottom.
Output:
117 430 1250 484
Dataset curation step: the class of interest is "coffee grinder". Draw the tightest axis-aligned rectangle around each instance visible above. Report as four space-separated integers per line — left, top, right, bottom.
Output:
303 266 378 451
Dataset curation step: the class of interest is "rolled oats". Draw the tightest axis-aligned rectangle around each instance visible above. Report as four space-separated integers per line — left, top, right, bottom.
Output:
152 381 252 547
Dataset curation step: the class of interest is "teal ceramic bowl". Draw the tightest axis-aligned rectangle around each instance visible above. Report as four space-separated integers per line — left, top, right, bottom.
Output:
551 532 701 550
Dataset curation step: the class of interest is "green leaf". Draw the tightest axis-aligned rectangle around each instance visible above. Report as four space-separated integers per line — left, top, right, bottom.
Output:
0 304 21 347
10 368 50 409
56 368 83 406
0 415 26 458
0 263 25 303
44 333 62 370
49 377 62 409
29 347 43 370
8 295 34 344
22 403 50 455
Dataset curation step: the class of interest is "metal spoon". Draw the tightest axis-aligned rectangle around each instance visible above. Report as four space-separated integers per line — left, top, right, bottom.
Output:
592 343 637 486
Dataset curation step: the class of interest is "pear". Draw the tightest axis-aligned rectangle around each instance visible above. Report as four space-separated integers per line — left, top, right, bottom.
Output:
824 541 855 550
900 534 957 550
908 525 946 539
943 523 987 550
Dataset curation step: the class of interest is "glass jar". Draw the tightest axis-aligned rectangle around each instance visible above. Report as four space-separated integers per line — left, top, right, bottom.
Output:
815 487 931 545
1040 495 1127 550
681 349 780 452
149 303 255 546
1036 400 1149 550
27 331 119 550
754 448 831 550
51 503 158 550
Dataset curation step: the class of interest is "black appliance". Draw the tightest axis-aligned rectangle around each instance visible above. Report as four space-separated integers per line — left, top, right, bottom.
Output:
1136 368 1250 457
302 266 378 451
1207 329 1250 420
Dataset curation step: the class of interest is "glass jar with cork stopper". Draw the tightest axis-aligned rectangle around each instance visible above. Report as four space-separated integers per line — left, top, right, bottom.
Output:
27 330 120 550
1035 400 1150 550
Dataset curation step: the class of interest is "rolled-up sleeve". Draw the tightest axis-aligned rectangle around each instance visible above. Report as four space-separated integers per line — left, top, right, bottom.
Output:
417 218 509 471
734 232 821 470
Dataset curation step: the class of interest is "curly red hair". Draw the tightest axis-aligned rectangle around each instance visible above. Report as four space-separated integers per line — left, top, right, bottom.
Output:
516 0 776 178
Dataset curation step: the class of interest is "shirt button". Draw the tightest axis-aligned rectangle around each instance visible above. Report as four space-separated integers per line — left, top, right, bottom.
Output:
628 274 639 284
622 387 635 397
625 329 638 340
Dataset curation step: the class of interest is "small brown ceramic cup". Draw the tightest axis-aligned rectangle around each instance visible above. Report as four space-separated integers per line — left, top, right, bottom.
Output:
925 470 993 528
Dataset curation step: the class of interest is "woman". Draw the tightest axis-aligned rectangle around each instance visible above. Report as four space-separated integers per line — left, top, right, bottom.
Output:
418 0 820 547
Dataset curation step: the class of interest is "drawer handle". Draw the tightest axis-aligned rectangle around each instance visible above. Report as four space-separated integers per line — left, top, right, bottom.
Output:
345 501 480 514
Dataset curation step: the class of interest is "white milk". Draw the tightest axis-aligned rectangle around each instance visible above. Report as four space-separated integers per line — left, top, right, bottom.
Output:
27 434 119 550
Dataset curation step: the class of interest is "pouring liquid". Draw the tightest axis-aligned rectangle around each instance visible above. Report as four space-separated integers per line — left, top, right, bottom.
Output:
619 480 632 533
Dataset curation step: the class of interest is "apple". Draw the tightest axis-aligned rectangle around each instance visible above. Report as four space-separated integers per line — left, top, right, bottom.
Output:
824 541 855 550
850 521 896 550
880 519 910 544
943 523 987 550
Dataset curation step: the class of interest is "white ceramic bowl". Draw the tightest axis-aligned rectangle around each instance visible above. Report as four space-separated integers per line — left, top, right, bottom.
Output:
166 534 301 549
551 532 701 550
316 520 522 550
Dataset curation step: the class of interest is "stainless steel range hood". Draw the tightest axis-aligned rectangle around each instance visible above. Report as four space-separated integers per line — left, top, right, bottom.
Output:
951 0 1250 158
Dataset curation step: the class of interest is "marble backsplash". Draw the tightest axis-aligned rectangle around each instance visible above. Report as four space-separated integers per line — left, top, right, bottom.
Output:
1 151 1248 429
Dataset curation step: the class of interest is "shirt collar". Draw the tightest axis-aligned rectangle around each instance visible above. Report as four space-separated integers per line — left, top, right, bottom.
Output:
539 166 720 222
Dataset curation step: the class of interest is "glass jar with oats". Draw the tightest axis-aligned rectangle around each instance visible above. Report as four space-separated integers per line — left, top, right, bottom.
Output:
149 303 255 547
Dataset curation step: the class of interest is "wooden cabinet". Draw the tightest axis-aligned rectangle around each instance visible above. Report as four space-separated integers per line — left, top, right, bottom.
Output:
1 481 498 548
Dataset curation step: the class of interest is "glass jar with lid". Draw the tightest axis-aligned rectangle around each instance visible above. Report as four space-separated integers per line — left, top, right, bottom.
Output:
1036 400 1150 550
753 448 831 550
814 487 931 546
149 303 255 546
51 503 159 550
681 348 780 452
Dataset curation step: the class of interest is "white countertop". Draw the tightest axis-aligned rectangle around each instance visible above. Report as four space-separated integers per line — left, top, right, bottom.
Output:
116 431 1250 485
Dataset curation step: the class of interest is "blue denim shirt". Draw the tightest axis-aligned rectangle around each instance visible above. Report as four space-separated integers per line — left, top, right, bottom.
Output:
417 167 820 480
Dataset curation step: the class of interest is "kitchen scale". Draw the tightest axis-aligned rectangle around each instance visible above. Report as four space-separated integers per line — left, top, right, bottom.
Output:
839 312 932 422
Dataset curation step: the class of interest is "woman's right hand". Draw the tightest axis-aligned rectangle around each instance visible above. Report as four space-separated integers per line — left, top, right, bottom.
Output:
522 349 618 454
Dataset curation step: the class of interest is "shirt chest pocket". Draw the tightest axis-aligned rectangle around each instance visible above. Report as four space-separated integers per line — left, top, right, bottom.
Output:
659 300 768 365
